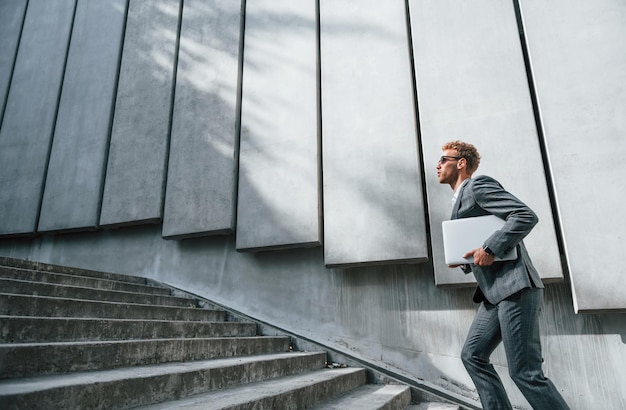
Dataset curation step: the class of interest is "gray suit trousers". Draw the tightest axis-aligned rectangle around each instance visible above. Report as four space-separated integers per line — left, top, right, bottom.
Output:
461 288 570 410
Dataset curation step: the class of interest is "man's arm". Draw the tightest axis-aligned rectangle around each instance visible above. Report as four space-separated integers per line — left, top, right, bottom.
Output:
470 175 538 258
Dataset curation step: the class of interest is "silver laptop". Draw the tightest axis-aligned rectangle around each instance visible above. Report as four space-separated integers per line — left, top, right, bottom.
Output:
442 215 518 265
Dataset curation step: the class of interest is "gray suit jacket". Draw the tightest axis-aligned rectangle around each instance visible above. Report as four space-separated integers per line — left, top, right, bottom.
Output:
452 175 544 304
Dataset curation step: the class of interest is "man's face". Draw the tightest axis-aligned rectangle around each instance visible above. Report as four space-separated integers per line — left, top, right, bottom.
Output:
436 149 461 185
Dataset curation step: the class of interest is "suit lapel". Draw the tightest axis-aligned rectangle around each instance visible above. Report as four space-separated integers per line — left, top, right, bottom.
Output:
451 178 471 219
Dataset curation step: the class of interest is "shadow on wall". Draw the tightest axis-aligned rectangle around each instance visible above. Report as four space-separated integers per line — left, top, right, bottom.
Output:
160 0 243 237
235 0 321 250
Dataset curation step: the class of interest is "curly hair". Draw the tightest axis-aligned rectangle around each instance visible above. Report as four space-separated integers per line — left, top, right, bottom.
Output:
442 140 481 174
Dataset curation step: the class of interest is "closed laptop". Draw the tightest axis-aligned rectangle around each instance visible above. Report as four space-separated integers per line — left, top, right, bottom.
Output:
442 215 518 265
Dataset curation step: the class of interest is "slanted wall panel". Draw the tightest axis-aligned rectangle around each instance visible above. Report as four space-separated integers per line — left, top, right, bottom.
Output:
0 0 76 236
519 0 626 312
39 0 128 233
162 0 243 239
100 0 181 227
0 0 27 121
236 0 321 251
320 0 428 267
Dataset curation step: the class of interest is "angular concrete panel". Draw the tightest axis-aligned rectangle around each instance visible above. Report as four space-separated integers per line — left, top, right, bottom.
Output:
320 0 428 267
100 0 181 227
0 0 76 236
236 0 321 251
519 0 626 312
162 0 243 239
0 0 27 120
408 0 563 285
38 0 127 233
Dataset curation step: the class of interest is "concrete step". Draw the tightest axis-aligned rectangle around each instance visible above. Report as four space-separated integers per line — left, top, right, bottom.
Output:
134 367 368 410
0 352 328 410
312 383 411 409
0 316 257 343
0 293 225 321
0 257 464 409
0 266 170 295
0 257 150 285
0 336 291 379
0 277 199 307
406 404 461 409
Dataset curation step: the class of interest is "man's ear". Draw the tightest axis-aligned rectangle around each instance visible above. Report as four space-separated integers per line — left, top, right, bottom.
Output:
457 157 466 169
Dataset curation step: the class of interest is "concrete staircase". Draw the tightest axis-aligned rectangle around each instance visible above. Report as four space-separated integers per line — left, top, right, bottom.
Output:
0 258 462 409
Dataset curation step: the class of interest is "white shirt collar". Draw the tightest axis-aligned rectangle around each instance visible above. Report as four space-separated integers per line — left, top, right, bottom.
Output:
452 178 470 205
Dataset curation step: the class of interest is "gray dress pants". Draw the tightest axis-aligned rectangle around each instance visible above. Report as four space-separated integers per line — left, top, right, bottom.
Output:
461 288 570 410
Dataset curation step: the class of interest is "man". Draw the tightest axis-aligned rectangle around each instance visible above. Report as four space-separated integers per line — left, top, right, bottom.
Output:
437 140 569 410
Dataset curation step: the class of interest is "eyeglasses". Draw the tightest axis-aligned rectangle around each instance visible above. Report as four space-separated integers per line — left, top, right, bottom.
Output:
438 155 462 165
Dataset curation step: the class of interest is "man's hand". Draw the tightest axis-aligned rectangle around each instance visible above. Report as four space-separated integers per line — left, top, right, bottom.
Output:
463 247 495 267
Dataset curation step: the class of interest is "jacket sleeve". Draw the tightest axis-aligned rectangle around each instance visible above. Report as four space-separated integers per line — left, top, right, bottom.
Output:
469 175 538 257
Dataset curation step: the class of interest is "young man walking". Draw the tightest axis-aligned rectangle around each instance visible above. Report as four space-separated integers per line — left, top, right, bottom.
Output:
437 140 569 410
